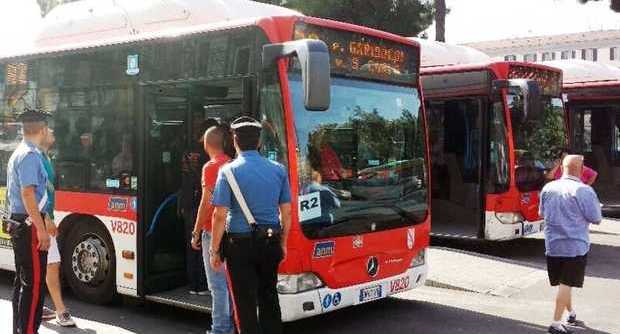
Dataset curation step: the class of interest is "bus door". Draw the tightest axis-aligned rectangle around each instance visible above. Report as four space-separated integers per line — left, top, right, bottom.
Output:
142 83 190 293
571 105 620 206
141 79 245 306
427 98 485 238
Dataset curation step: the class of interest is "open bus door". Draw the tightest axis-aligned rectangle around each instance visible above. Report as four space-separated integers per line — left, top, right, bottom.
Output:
140 79 245 309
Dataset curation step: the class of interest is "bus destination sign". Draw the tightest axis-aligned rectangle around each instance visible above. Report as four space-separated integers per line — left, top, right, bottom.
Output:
293 22 418 85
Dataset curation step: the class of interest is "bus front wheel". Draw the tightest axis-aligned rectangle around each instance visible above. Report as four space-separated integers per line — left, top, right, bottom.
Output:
62 219 116 304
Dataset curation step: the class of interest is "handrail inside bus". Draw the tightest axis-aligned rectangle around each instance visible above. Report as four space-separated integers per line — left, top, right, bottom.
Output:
146 193 178 237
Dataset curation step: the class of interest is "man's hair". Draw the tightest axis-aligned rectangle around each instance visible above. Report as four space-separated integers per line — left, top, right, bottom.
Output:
231 116 261 151
234 127 261 151
204 125 227 151
23 121 46 136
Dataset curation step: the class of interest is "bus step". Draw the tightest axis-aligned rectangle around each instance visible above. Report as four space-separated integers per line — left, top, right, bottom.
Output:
145 286 212 313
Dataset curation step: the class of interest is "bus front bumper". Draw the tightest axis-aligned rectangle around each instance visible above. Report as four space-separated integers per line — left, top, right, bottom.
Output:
484 211 544 241
279 263 428 322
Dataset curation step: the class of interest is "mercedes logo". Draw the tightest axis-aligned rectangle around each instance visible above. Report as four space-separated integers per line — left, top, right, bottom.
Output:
366 256 379 277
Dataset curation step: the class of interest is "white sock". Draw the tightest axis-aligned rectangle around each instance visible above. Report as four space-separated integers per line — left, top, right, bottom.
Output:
569 310 576 317
551 321 566 331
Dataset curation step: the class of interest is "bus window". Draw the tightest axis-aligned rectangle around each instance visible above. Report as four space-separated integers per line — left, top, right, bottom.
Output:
259 73 288 165
291 75 427 238
487 101 510 193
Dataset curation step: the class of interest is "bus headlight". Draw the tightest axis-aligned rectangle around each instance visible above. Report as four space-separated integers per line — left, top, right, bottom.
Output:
277 273 324 294
410 250 425 268
495 212 524 224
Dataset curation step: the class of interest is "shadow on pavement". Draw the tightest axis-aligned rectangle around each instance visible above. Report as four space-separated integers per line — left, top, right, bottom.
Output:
285 297 612 334
432 236 620 281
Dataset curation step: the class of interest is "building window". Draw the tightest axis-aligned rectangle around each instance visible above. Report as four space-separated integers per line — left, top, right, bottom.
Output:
523 53 537 62
582 48 598 61
560 51 572 60
542 52 556 61
611 47 619 61
504 55 517 61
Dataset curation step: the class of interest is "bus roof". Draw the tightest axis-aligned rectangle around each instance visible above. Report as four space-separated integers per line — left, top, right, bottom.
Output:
0 0 301 60
409 38 561 78
543 60 620 88
409 38 490 68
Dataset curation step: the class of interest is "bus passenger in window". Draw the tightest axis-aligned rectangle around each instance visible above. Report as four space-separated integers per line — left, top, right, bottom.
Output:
547 148 598 185
112 134 133 175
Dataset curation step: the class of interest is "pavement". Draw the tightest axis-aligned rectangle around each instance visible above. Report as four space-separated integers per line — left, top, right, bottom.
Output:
0 219 618 333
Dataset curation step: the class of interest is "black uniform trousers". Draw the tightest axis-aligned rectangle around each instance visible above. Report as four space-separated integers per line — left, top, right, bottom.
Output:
10 216 47 334
225 233 284 334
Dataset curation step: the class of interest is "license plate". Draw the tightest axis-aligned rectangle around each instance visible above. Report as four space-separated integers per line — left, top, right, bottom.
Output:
359 285 382 303
523 223 535 235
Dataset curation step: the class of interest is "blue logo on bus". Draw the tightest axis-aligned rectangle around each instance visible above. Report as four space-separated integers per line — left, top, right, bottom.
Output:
313 241 335 258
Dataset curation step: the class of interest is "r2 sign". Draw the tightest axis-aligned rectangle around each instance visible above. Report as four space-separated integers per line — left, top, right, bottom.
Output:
298 192 321 222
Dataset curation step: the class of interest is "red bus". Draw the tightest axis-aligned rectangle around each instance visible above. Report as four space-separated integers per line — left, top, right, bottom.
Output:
0 0 430 321
414 39 565 241
545 60 620 216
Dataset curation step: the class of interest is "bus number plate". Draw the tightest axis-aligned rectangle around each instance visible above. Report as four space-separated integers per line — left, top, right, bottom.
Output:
359 285 382 303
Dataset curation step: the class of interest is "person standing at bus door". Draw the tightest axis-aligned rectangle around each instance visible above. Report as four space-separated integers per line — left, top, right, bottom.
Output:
6 110 52 334
180 117 218 295
191 125 233 334
210 116 292 334
547 148 598 185
39 129 76 327
539 155 601 334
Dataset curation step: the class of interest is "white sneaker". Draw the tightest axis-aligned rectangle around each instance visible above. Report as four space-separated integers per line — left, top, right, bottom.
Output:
56 311 76 327
42 306 56 321
197 290 209 296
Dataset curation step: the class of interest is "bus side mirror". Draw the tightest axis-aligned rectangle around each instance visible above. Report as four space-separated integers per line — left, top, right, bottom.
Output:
491 79 509 95
509 79 543 121
262 39 331 111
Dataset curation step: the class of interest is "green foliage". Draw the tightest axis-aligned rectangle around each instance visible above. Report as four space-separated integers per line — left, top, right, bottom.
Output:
256 0 435 36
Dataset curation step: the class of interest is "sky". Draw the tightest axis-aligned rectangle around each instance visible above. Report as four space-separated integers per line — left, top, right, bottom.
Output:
0 0 41 53
0 0 619 52
423 0 620 43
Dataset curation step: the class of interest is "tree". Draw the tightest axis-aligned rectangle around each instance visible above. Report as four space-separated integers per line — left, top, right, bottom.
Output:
434 0 446 42
257 0 434 37
37 0 80 17
578 0 620 12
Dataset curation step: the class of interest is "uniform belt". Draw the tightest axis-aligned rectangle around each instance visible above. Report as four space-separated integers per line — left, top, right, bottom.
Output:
227 225 281 240
9 213 46 226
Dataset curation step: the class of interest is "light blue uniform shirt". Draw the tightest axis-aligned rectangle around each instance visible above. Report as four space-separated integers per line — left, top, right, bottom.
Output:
212 150 291 233
539 175 602 257
6 140 48 215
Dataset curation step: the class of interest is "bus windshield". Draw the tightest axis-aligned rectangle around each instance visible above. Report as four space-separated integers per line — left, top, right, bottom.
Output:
289 74 428 239
508 91 566 171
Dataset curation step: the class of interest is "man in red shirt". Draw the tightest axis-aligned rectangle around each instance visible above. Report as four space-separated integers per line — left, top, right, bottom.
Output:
191 125 233 334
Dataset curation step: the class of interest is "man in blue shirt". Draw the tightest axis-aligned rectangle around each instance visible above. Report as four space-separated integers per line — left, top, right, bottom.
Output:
6 110 52 334
539 155 602 334
210 116 291 334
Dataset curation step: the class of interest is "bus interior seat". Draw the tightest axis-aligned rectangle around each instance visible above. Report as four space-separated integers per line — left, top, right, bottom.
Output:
445 153 465 205
592 145 612 185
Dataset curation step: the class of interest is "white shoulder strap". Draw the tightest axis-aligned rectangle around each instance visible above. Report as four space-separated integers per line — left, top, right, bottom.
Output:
38 190 48 213
223 168 256 226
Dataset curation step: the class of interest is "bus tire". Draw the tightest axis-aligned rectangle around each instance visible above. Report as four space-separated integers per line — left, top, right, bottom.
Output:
61 218 116 304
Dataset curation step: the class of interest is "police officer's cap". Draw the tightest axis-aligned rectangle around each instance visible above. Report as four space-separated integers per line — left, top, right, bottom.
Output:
16 109 51 123
230 116 262 131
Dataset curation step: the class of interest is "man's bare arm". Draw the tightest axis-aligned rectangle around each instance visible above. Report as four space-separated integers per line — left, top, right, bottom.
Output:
279 203 291 259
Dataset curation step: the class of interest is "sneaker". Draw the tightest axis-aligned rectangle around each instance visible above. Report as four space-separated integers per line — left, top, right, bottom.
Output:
189 290 198 295
42 306 56 321
197 290 209 296
56 311 76 327
548 324 573 334
567 314 585 327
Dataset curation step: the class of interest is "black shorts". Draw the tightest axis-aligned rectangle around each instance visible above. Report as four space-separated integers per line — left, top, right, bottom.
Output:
546 254 587 288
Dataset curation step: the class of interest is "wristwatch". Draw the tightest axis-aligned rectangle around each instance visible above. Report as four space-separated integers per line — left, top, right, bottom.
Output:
191 231 200 239
208 248 220 257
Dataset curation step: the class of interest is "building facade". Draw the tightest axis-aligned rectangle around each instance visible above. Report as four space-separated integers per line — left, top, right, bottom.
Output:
464 30 620 67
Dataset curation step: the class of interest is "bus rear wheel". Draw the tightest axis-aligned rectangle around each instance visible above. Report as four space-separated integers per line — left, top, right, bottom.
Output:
62 219 116 304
